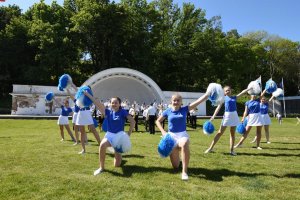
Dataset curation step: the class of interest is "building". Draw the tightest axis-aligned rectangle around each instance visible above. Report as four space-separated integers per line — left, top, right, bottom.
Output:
10 68 207 115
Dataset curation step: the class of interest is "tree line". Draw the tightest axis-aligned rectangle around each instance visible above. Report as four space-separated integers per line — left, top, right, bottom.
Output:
1 0 299 97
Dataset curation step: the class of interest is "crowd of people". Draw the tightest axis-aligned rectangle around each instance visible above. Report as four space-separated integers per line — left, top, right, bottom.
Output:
53 81 278 181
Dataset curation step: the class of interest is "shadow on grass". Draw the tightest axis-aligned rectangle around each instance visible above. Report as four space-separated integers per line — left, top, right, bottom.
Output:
269 142 300 145
237 152 300 157
105 164 175 177
105 154 145 159
262 147 300 151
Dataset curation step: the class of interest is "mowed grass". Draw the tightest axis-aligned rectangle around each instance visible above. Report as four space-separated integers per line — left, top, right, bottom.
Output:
0 118 299 200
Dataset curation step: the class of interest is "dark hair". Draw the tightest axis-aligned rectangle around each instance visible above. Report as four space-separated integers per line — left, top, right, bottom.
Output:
111 97 122 104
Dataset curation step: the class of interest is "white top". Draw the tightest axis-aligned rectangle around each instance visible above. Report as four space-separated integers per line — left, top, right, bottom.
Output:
147 106 156 116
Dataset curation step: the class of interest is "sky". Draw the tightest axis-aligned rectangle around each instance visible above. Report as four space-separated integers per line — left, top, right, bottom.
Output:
1 0 300 42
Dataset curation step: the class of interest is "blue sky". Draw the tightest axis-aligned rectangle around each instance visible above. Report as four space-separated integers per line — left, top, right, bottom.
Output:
1 0 300 42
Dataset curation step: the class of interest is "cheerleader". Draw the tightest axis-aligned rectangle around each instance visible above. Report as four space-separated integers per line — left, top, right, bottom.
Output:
55 98 76 143
75 87 101 154
234 90 267 150
250 96 271 144
155 93 210 181
84 92 135 175
205 86 250 156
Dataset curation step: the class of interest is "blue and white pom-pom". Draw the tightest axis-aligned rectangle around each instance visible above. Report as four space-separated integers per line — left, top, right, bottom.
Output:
102 118 108 132
203 120 215 135
112 132 131 154
236 123 246 134
45 92 54 103
206 83 225 106
265 79 277 94
247 80 261 95
93 118 98 128
58 74 72 91
272 88 284 98
158 133 176 158
75 85 93 108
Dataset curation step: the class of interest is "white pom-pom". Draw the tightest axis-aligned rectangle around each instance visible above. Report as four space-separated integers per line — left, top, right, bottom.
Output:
112 132 131 154
247 81 261 95
206 83 225 106
272 88 284 98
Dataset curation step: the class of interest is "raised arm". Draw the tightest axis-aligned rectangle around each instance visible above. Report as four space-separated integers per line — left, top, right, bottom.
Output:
260 89 267 98
66 89 75 101
210 103 223 121
236 88 252 98
156 115 167 136
188 93 209 111
83 91 105 117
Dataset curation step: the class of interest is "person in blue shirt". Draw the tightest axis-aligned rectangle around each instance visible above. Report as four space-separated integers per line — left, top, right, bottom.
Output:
205 86 250 156
55 98 76 143
234 90 266 150
250 96 271 144
84 92 135 176
155 93 210 181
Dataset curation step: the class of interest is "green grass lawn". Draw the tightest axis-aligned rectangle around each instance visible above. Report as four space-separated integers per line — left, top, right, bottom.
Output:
0 118 299 200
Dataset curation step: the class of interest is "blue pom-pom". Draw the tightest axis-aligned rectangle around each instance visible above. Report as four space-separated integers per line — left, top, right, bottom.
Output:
58 74 72 91
236 123 246 134
102 118 108 132
265 79 277 94
93 118 98 128
203 120 215 135
158 133 176 158
75 85 93 108
45 92 54 103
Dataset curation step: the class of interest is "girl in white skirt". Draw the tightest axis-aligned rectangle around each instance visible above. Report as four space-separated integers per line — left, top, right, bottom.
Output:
250 96 271 144
205 86 251 156
155 93 210 181
84 92 135 176
234 90 267 149
55 98 76 143
75 86 101 154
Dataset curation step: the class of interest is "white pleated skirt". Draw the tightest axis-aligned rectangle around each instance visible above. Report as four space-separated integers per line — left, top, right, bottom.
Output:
57 115 69 125
75 110 93 125
247 113 263 126
261 114 271 125
72 112 78 123
221 111 240 126
169 131 189 145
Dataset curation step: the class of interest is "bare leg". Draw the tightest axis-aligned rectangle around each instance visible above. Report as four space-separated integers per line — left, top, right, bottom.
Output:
73 123 80 143
256 126 262 148
235 126 252 148
178 139 190 175
169 147 180 169
59 125 64 140
229 126 236 153
114 152 122 167
99 139 111 170
264 125 270 143
90 125 101 145
65 125 76 142
79 126 86 153
206 126 226 152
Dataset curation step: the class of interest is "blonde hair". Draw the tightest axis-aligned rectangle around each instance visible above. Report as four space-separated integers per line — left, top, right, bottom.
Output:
171 93 182 101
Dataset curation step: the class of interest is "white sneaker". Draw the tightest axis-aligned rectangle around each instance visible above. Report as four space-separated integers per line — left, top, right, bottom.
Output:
93 168 103 176
60 139 64 142
250 139 256 144
204 149 213 154
78 150 85 154
73 142 79 146
257 147 262 150
230 151 237 156
181 173 189 181
267 141 271 144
